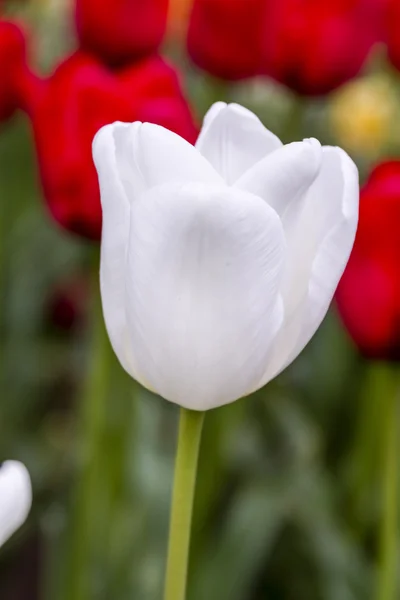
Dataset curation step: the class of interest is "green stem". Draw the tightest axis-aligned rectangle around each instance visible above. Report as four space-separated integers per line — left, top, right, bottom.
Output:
164 407 205 600
105 379 138 597
64 267 112 600
349 363 386 530
283 95 306 143
377 365 399 600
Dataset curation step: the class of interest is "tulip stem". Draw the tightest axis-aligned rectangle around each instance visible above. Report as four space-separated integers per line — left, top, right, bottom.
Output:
64 260 111 600
377 365 399 600
164 407 205 600
349 363 385 532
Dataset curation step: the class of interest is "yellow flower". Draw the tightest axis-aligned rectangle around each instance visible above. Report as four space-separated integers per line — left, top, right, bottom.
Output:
329 75 398 157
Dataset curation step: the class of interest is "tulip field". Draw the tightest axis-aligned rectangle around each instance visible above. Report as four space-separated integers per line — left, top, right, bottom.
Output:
0 1 399 600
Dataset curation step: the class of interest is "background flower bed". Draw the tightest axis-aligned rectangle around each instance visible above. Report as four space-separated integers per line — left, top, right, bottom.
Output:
0 0 398 599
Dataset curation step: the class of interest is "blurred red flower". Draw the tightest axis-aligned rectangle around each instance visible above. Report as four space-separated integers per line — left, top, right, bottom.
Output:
187 0 382 95
336 161 400 360
46 275 88 333
386 0 400 72
75 0 169 66
30 51 198 240
262 0 382 96
187 0 265 80
0 20 30 121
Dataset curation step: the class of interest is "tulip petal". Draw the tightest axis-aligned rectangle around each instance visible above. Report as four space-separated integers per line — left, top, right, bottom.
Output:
125 182 286 410
257 146 359 387
130 122 224 188
236 139 322 327
0 461 32 548
94 121 223 205
93 122 135 374
196 103 282 184
201 101 226 127
299 147 359 352
234 139 322 221
94 121 223 378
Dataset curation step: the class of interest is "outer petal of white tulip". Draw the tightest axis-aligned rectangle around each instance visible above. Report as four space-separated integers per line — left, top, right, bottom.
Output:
124 182 286 410
93 122 136 374
257 146 359 387
292 148 359 358
235 138 322 323
124 122 224 189
93 122 223 376
199 101 226 128
0 461 32 548
196 103 282 184
234 139 322 221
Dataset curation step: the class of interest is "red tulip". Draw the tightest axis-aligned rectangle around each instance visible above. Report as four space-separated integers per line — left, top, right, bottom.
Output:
187 0 265 80
386 0 400 72
75 0 169 66
0 20 30 121
30 51 198 240
261 0 382 96
336 161 400 360
187 0 382 94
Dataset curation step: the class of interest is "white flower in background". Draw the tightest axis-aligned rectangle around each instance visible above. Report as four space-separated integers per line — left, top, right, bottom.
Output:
0 461 32 547
93 102 359 411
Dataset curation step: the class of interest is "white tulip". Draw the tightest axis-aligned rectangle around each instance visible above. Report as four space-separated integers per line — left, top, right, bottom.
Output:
0 461 32 547
93 102 359 411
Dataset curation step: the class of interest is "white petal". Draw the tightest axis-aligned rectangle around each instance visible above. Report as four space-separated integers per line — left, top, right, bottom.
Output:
299 148 359 349
234 139 322 221
201 101 226 127
94 121 223 201
94 121 223 378
93 122 135 375
257 146 359 387
0 461 32 548
130 122 223 188
236 139 322 325
196 103 282 184
124 182 286 410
